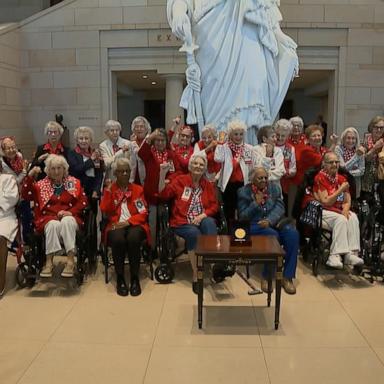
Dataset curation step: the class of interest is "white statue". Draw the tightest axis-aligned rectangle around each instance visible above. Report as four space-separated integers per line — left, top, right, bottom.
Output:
167 0 299 144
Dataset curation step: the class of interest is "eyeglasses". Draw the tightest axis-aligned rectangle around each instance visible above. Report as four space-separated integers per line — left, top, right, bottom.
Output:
325 160 340 164
115 169 130 174
47 130 59 136
255 176 268 180
373 125 384 130
180 134 191 138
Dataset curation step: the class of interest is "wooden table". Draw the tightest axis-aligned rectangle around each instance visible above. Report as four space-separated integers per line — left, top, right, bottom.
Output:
195 235 285 330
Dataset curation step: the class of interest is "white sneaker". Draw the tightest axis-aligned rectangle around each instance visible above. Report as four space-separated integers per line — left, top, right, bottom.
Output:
344 252 364 267
61 263 75 278
40 264 53 278
326 254 343 269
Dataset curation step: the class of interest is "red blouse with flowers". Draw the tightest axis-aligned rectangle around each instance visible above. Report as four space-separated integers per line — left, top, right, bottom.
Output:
21 175 87 233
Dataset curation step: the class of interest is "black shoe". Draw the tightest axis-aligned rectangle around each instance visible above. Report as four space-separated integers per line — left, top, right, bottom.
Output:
116 275 129 297
130 277 141 296
192 281 198 295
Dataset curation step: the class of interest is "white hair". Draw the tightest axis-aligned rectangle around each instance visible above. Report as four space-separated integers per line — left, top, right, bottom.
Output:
340 126 361 147
274 119 292 132
289 116 304 129
44 121 64 136
131 116 151 134
104 119 122 133
227 120 247 135
188 153 208 173
201 123 218 139
74 126 94 142
44 154 69 177
111 157 131 174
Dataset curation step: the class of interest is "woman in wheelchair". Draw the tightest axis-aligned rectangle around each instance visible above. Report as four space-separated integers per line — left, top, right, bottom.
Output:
100 158 149 297
237 167 299 295
22 154 88 278
313 152 363 269
158 154 219 294
0 163 19 297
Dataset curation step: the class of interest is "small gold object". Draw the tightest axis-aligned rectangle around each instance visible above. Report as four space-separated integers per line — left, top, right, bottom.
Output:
235 228 246 239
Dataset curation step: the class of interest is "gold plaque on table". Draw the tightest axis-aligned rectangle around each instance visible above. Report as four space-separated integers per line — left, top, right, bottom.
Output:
231 221 251 246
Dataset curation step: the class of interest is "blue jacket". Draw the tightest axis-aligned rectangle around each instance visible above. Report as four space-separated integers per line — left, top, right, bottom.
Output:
237 183 285 227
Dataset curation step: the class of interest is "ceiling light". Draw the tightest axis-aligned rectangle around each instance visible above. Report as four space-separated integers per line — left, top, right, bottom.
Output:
142 75 148 79
151 81 157 85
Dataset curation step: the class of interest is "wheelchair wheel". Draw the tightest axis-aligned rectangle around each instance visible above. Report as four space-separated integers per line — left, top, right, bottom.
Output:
15 262 36 288
154 263 174 284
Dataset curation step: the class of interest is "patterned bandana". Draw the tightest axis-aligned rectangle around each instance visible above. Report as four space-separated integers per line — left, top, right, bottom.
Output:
341 145 356 163
319 169 337 187
251 184 268 205
74 145 92 158
228 140 244 160
4 153 24 175
38 176 79 208
151 146 168 164
187 187 203 224
289 134 306 145
115 187 132 205
112 144 120 154
43 142 64 154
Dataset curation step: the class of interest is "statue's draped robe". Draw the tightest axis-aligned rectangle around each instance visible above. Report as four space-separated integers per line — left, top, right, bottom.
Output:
167 0 298 144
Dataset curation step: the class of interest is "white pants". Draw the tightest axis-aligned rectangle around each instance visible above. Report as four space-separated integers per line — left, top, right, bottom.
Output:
322 210 360 256
44 216 78 255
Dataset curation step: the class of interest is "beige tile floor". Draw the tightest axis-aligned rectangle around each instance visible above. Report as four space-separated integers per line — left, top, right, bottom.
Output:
1 256 384 384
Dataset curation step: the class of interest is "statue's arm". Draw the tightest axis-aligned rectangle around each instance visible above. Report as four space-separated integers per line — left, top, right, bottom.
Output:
167 0 192 42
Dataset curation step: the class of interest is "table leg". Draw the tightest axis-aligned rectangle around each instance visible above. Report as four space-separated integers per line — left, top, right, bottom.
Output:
275 256 283 330
267 273 272 307
197 254 204 329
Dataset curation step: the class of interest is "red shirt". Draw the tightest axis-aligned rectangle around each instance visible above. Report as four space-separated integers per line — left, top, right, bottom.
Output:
138 141 181 205
21 175 87 233
159 174 219 227
100 182 150 241
196 141 221 175
229 158 244 183
279 142 295 193
313 171 347 213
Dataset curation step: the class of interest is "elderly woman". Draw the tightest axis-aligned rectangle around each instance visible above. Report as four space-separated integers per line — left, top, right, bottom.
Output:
293 124 328 186
334 127 365 198
313 151 363 269
100 158 149 297
0 162 19 297
214 120 258 222
288 116 306 147
99 120 132 181
169 119 194 174
129 116 151 185
237 167 299 294
0 137 28 186
159 154 219 293
193 123 221 182
31 121 69 181
68 126 104 200
254 125 285 187
138 128 180 251
361 116 384 200
22 155 87 278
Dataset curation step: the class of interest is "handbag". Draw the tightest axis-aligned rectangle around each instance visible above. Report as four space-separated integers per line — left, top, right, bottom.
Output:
299 200 322 228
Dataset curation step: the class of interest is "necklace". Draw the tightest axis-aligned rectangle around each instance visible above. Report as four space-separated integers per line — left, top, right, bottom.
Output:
53 183 63 189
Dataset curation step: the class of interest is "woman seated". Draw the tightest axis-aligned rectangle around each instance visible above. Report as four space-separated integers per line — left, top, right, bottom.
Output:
22 155 87 278
99 120 132 181
0 163 19 297
100 158 149 297
237 167 299 295
158 154 219 294
313 152 363 269
168 118 194 174
254 125 285 188
214 120 258 222
334 127 365 198
68 126 104 201
193 124 221 182
0 137 28 186
31 121 69 180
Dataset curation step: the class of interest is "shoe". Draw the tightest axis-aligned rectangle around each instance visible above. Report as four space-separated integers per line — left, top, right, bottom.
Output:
326 254 343 269
61 263 75 278
116 275 129 296
130 277 141 297
261 279 273 294
40 264 53 278
192 281 198 295
344 252 364 267
282 278 296 295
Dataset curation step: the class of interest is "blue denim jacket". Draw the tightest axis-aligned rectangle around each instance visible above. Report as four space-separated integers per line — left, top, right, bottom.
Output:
237 183 285 227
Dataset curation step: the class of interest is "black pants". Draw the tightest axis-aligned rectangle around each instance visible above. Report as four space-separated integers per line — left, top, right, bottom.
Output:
223 181 244 226
107 225 146 278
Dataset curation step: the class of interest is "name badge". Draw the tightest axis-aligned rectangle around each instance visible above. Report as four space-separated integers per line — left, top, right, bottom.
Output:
336 193 344 202
270 158 275 170
181 187 192 201
134 199 146 213
243 151 252 164
65 180 75 191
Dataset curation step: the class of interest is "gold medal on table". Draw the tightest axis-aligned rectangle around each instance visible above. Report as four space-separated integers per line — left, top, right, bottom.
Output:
231 221 251 246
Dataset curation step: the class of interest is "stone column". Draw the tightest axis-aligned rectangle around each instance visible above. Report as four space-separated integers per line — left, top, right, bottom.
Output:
163 74 185 129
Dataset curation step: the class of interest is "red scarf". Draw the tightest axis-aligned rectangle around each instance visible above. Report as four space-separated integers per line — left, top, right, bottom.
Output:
74 145 92 158
251 184 268 205
43 142 64 154
5 154 24 175
289 134 306 146
228 140 244 160
151 146 168 164
112 144 120 154
341 145 356 163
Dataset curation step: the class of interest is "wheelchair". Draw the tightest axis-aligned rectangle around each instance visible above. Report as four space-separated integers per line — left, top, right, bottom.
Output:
153 198 229 284
14 205 97 288
294 166 363 276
